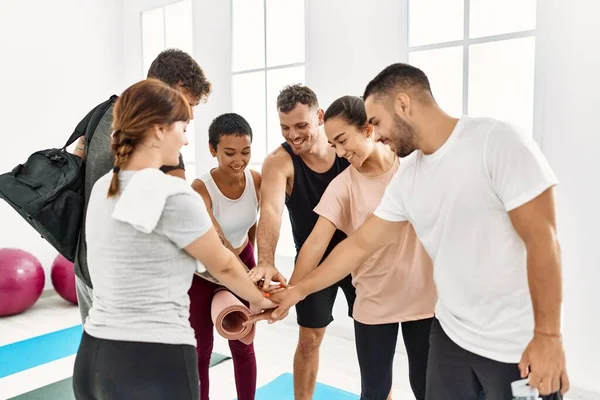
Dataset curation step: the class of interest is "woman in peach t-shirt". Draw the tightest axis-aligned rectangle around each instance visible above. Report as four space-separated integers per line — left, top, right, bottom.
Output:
288 96 437 400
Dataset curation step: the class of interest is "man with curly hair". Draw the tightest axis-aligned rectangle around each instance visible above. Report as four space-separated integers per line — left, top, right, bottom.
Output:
72 48 212 324
248 84 355 400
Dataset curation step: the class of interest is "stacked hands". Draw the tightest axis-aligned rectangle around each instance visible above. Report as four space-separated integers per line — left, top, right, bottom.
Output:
244 263 302 326
244 264 570 397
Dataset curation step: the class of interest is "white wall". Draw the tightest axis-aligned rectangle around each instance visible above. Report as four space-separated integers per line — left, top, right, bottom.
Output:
306 0 407 109
535 0 600 394
0 0 125 288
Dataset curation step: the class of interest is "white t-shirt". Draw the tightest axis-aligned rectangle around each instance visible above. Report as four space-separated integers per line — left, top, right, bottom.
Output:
374 116 558 363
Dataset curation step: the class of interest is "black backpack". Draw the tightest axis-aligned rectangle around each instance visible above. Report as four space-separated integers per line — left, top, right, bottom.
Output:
0 95 117 262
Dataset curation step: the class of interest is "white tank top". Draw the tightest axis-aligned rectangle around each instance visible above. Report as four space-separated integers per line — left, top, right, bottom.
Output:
200 168 258 249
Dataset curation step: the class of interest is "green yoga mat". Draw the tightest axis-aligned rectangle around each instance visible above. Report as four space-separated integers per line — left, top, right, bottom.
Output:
9 353 232 400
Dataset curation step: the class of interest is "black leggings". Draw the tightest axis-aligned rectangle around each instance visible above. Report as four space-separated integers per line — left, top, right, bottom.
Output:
73 331 199 400
354 317 433 400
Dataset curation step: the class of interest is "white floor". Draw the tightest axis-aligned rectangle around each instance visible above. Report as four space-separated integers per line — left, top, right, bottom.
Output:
0 293 417 399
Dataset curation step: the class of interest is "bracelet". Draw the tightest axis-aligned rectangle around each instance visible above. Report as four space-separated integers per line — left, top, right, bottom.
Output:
534 330 562 338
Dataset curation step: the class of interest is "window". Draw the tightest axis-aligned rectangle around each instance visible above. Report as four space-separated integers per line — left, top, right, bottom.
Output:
408 0 537 134
231 0 305 258
141 0 197 181
231 0 306 166
141 1 193 75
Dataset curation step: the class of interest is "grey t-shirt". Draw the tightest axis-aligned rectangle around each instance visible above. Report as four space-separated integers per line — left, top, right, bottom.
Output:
83 171 212 346
74 102 185 288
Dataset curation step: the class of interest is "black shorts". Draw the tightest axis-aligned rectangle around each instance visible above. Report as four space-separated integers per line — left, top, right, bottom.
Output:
295 273 356 329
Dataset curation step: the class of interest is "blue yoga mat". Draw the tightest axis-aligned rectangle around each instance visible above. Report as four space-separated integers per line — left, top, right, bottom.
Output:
253 373 359 400
0 325 83 378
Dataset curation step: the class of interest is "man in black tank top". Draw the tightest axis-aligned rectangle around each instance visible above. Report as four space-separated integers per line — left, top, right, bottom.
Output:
249 85 355 399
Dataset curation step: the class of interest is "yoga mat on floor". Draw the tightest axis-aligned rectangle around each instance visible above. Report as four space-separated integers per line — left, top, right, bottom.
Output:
209 352 232 367
0 325 83 378
252 373 359 400
9 377 74 400
8 352 232 400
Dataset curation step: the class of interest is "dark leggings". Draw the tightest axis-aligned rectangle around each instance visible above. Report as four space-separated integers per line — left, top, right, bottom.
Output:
188 240 257 400
426 317 563 400
73 331 199 400
354 317 433 400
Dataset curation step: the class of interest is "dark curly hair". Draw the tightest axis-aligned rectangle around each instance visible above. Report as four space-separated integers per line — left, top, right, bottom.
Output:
208 113 253 150
363 63 432 102
147 49 212 102
276 84 319 113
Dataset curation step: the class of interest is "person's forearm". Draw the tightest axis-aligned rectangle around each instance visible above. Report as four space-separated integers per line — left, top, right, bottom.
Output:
528 236 563 336
210 252 264 304
289 241 327 286
295 236 369 298
257 209 281 265
73 137 86 159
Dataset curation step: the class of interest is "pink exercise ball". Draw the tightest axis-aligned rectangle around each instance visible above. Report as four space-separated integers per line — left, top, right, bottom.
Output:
0 248 45 317
51 254 78 305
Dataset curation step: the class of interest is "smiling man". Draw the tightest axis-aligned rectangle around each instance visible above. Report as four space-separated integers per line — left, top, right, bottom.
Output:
266 63 569 399
248 84 354 400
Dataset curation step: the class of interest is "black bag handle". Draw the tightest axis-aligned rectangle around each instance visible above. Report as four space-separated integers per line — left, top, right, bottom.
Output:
62 95 118 150
62 107 96 150
85 95 118 144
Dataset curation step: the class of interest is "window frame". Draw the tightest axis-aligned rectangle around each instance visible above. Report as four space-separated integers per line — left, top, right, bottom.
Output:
407 0 537 117
230 0 308 169
140 0 197 181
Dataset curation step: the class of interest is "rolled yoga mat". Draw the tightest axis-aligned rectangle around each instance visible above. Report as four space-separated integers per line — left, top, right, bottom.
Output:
211 288 256 345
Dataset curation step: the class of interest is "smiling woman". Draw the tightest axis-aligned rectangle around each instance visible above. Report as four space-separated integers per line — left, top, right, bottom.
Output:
279 94 436 400
189 112 262 400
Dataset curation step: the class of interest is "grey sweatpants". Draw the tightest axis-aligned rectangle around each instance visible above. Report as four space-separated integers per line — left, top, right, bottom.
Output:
75 276 94 324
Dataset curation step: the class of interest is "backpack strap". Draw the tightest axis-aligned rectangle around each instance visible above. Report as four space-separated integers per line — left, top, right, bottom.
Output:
62 95 118 150
62 107 96 150
85 95 118 144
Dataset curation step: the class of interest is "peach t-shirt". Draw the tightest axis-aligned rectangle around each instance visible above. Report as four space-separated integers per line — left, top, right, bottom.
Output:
314 158 436 325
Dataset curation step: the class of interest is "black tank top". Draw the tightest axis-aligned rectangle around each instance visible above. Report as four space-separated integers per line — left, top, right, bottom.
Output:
282 142 350 261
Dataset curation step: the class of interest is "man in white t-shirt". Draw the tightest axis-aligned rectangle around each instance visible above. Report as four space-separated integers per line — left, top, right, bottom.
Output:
265 63 569 399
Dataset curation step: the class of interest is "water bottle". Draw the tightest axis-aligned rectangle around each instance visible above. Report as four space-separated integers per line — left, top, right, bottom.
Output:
512 378 539 400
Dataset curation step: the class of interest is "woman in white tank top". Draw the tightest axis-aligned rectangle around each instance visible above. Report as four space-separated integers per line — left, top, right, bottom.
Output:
190 113 261 400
